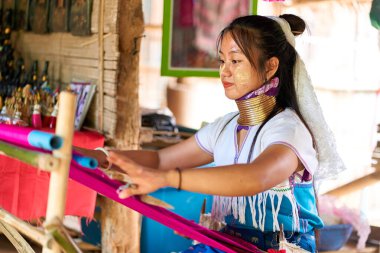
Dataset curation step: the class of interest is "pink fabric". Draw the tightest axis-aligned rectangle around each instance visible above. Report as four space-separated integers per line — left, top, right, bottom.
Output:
318 195 370 249
0 130 104 220
69 165 261 253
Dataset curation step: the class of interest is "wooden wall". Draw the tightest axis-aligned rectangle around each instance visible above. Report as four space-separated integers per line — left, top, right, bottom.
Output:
12 2 145 251
11 0 119 139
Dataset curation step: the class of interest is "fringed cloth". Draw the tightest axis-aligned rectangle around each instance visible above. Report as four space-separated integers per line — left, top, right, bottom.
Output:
212 187 300 232
69 164 262 253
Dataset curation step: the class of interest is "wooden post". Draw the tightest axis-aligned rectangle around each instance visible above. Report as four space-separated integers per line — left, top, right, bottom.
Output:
43 91 76 253
325 170 380 197
98 0 105 132
99 0 144 252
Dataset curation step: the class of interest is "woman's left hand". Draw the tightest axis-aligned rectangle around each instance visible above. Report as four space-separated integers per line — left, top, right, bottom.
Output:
108 151 178 199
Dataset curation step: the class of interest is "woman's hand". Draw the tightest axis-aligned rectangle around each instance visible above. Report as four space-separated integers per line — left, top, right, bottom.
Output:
108 151 179 199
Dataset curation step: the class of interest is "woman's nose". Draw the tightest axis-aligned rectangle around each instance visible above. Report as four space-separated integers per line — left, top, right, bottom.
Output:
220 63 231 77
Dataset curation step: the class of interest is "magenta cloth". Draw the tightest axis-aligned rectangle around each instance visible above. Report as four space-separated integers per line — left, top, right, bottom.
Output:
0 129 104 220
69 165 261 253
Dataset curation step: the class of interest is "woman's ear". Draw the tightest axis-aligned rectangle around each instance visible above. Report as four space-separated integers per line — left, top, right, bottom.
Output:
265 57 279 80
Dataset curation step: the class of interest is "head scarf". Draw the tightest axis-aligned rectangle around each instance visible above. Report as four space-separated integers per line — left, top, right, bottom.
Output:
269 16 346 182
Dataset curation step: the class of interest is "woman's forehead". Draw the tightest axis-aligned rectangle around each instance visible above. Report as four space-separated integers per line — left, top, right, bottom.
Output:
219 34 243 54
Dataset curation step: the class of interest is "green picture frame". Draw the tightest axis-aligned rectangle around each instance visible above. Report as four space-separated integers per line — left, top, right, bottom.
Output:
161 0 258 78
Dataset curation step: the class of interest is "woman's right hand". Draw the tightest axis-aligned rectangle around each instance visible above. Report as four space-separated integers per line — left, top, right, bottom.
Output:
107 152 180 199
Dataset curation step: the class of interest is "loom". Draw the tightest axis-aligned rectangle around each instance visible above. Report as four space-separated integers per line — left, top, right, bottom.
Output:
0 91 260 253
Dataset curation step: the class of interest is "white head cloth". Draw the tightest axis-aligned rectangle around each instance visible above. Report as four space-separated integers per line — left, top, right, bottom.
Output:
270 17 346 181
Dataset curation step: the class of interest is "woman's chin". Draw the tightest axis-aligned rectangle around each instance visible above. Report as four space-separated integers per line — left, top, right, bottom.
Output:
224 91 239 100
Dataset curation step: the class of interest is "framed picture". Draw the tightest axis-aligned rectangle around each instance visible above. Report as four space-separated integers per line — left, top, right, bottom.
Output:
161 0 258 78
69 0 93 36
15 0 28 30
28 0 50 33
49 0 70 32
69 81 96 130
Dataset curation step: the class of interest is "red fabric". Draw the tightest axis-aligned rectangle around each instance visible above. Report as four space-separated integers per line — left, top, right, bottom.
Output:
0 129 104 220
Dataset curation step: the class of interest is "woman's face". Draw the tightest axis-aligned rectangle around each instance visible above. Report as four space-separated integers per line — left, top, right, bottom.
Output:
218 33 262 100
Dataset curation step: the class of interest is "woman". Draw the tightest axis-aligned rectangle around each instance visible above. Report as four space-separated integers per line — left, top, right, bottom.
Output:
87 14 345 252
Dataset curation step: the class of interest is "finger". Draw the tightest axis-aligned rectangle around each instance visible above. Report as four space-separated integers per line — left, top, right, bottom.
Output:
118 187 139 199
108 152 138 174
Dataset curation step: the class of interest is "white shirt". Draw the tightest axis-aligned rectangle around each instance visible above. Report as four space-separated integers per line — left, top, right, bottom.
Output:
195 108 318 176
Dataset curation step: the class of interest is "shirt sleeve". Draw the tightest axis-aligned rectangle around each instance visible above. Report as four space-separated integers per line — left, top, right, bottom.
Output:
195 112 238 156
260 111 318 175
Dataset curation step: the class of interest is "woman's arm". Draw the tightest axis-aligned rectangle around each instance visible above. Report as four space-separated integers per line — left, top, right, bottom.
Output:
74 135 213 171
109 143 300 198
178 144 299 196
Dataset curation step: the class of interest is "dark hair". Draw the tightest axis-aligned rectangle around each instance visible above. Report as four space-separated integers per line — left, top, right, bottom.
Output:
217 14 306 117
216 14 313 143
216 15 320 242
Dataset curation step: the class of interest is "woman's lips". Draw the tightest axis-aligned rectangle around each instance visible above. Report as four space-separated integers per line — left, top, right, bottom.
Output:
222 81 234 88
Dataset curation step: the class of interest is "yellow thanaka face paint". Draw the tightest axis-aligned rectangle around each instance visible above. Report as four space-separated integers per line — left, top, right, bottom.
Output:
233 65 251 85
219 64 226 75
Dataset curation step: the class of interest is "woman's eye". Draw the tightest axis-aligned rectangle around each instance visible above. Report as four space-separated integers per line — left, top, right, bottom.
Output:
231 60 240 64
218 59 225 65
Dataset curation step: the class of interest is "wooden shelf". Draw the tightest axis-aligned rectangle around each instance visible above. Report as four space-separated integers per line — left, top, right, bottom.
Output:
139 127 193 149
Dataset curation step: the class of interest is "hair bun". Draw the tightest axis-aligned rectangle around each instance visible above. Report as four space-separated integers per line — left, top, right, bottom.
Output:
279 14 306 36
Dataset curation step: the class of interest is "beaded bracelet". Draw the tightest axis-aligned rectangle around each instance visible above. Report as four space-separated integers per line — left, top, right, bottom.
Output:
176 167 182 191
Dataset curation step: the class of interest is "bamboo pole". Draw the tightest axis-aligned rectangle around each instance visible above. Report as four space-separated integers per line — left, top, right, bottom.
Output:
44 217 82 253
0 141 60 172
98 0 105 132
43 91 76 253
0 208 49 246
0 220 36 253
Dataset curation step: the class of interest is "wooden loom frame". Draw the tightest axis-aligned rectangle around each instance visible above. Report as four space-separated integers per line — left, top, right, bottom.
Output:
0 91 81 253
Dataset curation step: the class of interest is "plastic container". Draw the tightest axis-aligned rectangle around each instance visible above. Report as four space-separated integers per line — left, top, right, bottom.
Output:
140 188 213 253
318 224 353 251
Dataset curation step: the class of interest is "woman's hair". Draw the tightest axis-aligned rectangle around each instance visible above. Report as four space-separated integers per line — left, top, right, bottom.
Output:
216 14 306 121
216 16 321 242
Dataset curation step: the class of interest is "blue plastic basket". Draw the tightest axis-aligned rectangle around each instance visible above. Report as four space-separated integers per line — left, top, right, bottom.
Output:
318 224 353 251
140 188 213 253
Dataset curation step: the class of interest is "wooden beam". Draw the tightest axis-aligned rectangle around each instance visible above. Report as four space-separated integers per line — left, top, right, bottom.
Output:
91 0 118 34
0 141 60 172
98 0 105 133
99 0 144 252
324 171 380 197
